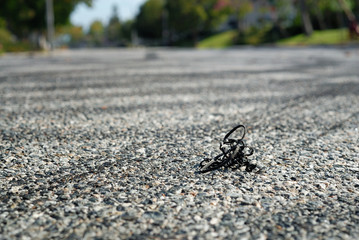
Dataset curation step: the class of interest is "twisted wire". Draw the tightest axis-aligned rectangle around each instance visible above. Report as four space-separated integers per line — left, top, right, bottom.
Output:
199 124 256 173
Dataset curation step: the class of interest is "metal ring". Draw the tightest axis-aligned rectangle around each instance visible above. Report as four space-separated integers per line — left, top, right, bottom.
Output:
223 124 246 143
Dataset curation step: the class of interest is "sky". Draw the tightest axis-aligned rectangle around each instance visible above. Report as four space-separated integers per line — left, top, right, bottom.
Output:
70 0 147 30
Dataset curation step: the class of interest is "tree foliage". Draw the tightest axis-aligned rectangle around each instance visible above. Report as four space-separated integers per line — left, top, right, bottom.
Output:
136 0 164 39
134 0 232 44
133 0 359 45
201 0 233 32
0 0 92 38
120 20 135 44
57 25 84 46
2 0 359 49
88 20 104 46
106 5 122 43
166 0 207 41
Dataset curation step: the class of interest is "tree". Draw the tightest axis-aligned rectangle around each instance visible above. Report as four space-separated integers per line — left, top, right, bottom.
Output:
0 0 92 39
166 0 207 45
135 0 164 40
305 0 357 30
106 5 122 45
88 20 104 46
121 20 135 45
230 0 253 32
298 0 313 36
57 25 85 47
202 0 232 33
135 0 231 45
269 0 297 37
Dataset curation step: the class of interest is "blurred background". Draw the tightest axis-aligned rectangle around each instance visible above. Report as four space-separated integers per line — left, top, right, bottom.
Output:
0 0 359 53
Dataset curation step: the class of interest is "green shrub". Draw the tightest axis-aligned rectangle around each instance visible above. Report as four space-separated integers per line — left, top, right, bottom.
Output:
237 24 272 45
0 27 13 53
0 28 37 53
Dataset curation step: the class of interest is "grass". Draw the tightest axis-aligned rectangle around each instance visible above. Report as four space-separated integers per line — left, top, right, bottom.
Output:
278 28 351 46
197 30 237 49
1 41 37 52
198 28 358 48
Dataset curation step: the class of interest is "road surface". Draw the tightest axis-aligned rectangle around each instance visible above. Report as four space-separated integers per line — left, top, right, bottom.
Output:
1 47 359 239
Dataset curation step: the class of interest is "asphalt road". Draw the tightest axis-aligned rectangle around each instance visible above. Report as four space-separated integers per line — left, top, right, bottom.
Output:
1 47 359 239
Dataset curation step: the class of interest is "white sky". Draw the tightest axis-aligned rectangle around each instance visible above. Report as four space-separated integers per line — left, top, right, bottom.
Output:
70 0 146 30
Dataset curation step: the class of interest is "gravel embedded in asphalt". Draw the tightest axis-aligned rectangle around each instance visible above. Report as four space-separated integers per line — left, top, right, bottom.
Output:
1 47 359 239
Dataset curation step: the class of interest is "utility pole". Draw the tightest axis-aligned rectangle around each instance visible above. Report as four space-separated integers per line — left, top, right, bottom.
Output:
46 0 55 50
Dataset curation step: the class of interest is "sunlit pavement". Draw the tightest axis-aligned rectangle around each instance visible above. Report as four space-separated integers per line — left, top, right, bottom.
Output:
1 47 359 239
